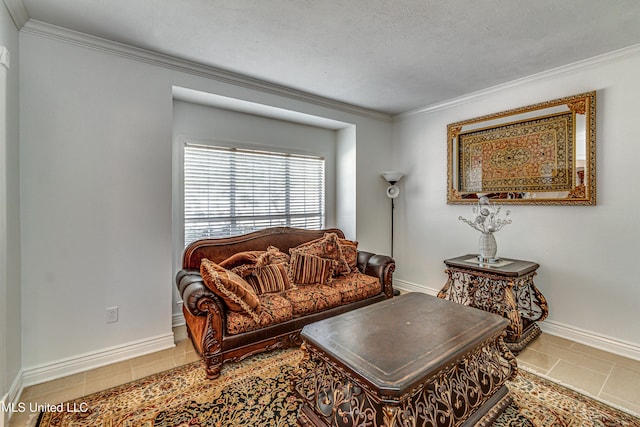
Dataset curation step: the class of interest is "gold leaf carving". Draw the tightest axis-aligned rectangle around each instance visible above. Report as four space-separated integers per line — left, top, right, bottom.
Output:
567 100 586 115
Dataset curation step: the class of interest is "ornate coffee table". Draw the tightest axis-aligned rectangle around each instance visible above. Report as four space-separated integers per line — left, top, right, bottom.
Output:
294 293 516 427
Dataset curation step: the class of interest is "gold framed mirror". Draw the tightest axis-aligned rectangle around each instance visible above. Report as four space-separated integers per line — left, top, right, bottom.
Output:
447 92 596 205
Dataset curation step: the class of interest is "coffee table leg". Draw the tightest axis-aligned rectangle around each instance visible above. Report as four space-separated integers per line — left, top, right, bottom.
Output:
382 406 399 427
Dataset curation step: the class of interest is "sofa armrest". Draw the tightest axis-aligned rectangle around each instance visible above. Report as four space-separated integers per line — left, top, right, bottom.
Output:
176 269 225 316
357 251 395 298
176 269 226 372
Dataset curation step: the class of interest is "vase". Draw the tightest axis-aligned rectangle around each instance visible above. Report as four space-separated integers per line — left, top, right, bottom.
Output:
478 232 497 261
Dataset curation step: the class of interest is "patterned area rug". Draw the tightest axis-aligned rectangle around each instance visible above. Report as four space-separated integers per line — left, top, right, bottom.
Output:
35 348 640 427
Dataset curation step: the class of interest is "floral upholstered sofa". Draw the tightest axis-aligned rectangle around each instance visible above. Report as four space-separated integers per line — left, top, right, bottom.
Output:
176 227 395 379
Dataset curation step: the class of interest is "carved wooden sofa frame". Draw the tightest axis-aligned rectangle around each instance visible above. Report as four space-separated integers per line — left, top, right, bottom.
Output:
176 227 395 379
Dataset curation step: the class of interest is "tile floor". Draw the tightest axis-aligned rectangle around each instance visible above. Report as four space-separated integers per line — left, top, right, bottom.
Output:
516 332 640 416
7 327 640 426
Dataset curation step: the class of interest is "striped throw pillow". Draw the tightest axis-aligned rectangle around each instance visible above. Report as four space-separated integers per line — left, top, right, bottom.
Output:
289 252 336 285
246 263 294 294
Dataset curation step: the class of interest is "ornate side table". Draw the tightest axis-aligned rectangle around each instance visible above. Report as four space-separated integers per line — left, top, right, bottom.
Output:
438 255 549 353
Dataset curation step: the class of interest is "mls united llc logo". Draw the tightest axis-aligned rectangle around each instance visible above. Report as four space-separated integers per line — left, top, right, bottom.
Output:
1 401 89 413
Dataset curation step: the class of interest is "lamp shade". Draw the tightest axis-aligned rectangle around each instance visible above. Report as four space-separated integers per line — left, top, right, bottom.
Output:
381 172 405 184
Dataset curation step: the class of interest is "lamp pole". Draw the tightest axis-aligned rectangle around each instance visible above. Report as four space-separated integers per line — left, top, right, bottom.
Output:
385 177 402 297
390 186 396 258
381 172 404 259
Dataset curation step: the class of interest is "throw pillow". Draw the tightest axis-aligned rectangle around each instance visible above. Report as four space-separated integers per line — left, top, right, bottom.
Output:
256 246 291 266
338 238 359 274
245 263 294 294
291 232 351 276
219 247 290 278
200 258 261 323
289 252 336 285
219 251 265 277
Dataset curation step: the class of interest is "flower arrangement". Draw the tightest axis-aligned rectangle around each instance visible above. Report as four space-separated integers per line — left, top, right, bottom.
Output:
459 196 512 234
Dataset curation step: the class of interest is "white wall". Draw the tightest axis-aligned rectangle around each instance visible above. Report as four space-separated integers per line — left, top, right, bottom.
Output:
18 23 392 380
1 0 21 410
19 33 176 377
392 48 640 357
336 125 357 238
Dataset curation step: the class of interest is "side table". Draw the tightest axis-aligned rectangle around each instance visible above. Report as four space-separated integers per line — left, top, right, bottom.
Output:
438 254 549 353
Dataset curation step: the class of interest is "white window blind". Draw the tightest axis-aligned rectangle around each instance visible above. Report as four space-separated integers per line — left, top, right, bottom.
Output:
184 143 325 246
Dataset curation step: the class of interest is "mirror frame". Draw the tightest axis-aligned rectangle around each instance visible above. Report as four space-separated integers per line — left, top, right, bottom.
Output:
447 91 596 205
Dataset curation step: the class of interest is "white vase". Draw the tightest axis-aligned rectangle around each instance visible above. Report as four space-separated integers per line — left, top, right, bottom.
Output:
478 232 497 260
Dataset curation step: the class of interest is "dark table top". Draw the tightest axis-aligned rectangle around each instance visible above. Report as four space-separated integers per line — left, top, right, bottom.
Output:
300 292 508 397
444 254 539 277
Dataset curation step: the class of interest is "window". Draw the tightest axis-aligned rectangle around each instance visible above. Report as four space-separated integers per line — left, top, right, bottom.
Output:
184 143 325 246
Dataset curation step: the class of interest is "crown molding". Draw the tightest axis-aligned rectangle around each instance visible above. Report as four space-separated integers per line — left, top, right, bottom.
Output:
3 0 29 29
395 43 640 121
20 20 391 122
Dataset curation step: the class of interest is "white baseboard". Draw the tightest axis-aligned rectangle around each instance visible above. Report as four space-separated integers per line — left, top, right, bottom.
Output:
541 321 640 361
393 279 640 361
172 312 185 328
172 300 185 328
393 278 440 296
1 369 23 426
21 333 175 387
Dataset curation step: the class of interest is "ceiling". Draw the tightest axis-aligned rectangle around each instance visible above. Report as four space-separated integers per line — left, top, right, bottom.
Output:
15 0 640 115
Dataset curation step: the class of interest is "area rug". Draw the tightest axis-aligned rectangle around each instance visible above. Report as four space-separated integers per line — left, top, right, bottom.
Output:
35 348 640 427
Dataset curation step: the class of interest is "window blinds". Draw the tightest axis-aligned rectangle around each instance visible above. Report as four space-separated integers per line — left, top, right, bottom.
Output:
184 143 325 246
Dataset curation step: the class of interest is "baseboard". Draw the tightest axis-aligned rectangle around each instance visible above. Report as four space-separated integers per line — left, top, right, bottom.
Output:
393 279 640 361
172 300 185 328
0 369 24 427
172 312 185 328
541 320 640 361
393 278 440 296
21 333 175 387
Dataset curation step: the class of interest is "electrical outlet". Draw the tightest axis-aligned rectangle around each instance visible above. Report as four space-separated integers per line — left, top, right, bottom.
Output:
106 306 118 323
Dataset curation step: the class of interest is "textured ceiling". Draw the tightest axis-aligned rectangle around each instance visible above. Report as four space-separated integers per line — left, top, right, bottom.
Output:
19 0 640 115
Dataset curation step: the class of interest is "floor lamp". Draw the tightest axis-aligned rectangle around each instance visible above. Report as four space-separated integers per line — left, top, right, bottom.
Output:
381 172 405 259
382 172 404 296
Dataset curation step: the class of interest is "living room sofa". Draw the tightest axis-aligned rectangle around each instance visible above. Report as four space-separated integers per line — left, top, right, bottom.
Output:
176 227 395 379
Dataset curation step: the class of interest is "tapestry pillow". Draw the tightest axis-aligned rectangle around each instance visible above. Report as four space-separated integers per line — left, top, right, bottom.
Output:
291 233 351 276
219 247 290 278
200 258 261 323
245 263 295 295
219 251 265 277
289 252 336 285
256 246 291 266
337 238 359 275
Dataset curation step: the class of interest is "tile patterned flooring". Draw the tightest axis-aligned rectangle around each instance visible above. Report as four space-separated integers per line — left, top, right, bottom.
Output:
7 327 640 426
517 332 640 416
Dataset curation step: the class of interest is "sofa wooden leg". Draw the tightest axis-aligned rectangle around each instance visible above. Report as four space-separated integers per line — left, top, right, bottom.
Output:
204 355 223 379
